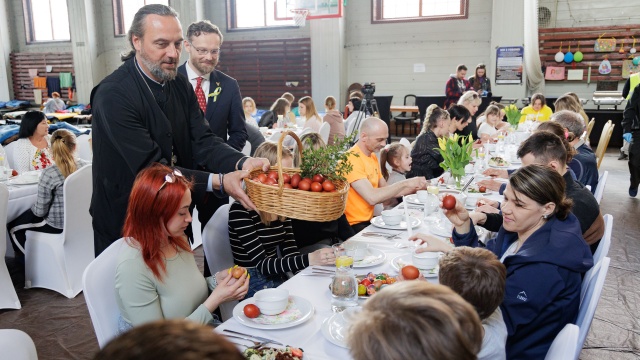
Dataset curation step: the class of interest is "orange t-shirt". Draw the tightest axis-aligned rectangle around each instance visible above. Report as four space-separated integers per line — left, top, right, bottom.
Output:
344 144 381 225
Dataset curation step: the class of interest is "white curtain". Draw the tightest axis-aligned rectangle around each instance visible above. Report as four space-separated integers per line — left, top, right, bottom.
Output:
524 0 545 95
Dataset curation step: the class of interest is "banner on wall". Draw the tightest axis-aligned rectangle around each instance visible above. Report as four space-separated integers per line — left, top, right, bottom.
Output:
495 46 524 84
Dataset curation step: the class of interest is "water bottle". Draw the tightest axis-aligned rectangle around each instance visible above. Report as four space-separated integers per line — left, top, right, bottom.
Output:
276 114 284 129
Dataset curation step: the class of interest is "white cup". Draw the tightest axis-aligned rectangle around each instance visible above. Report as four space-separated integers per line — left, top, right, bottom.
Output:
412 251 439 270
254 288 289 315
416 190 429 203
381 210 403 225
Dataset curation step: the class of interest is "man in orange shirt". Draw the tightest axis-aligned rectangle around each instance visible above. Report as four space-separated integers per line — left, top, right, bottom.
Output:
345 117 428 232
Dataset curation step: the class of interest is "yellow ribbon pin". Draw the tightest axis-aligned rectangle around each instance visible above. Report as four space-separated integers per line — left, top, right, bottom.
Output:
209 86 222 102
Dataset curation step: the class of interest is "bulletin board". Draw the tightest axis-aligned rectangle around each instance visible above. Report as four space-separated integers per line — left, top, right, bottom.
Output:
539 24 640 83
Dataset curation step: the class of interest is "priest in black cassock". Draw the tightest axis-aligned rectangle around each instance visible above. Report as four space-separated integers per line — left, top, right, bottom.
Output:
90 4 268 256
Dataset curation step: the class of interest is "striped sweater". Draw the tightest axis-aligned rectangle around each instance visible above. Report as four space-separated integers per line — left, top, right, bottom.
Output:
228 202 309 275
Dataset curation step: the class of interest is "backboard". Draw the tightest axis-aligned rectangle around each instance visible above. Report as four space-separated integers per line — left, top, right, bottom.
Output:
274 0 343 20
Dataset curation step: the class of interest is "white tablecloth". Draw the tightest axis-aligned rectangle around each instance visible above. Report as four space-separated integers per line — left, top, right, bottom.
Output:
215 205 474 359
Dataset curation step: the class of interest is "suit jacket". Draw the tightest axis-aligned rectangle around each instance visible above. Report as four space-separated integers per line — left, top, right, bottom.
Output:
90 57 243 255
178 63 247 151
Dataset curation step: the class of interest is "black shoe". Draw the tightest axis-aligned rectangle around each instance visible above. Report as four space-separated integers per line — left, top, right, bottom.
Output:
619 151 628 160
631 187 639 197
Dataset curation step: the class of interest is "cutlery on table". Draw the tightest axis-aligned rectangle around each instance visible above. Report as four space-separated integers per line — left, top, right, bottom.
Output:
222 329 284 346
224 334 269 349
360 232 401 240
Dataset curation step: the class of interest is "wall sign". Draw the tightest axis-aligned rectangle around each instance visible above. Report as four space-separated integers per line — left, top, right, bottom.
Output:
495 46 524 85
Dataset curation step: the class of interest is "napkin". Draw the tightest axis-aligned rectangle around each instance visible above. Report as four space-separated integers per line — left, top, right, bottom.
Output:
251 298 302 325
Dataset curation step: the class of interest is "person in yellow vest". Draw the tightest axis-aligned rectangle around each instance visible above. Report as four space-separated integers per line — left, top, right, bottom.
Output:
619 72 640 160
520 93 553 122
344 117 428 232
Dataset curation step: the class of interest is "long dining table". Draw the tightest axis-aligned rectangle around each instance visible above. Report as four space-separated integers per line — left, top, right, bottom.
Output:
214 173 515 359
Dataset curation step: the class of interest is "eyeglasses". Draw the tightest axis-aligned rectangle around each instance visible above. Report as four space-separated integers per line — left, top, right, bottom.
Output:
156 169 184 194
188 42 221 56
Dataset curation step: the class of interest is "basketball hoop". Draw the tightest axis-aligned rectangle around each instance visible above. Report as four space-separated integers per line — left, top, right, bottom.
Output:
291 9 309 27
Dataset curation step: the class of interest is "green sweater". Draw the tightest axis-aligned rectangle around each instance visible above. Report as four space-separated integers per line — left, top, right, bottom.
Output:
115 241 213 327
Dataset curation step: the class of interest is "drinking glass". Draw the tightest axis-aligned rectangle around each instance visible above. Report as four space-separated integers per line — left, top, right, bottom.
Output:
330 245 358 312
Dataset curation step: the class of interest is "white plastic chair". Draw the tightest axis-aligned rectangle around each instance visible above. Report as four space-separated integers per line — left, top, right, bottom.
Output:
399 137 411 148
82 238 124 348
241 141 251 156
593 171 608 204
544 323 579 360
0 184 20 309
190 207 203 250
0 329 38 359
319 122 331 144
202 204 237 321
24 164 94 298
76 133 92 162
592 214 612 268
4 141 17 169
575 257 610 359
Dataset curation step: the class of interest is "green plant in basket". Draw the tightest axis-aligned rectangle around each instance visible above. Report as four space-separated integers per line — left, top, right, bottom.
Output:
436 133 473 188
300 132 358 182
504 104 523 129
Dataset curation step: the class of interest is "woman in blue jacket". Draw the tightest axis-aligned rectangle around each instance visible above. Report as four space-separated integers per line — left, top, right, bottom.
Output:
444 164 593 359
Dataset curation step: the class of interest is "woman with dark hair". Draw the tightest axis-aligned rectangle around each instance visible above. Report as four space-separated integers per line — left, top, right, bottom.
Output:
442 164 593 359
468 64 492 96
8 129 89 257
258 97 290 128
447 104 472 135
13 110 53 173
406 105 450 180
115 164 249 332
521 93 552 122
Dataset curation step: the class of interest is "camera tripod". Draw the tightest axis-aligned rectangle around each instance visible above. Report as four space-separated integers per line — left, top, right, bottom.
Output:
350 96 380 144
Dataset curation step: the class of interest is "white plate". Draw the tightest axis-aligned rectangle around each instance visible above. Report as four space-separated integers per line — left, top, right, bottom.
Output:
9 176 39 185
488 164 510 169
430 223 454 238
430 223 486 238
232 295 314 330
465 188 493 196
405 194 427 205
370 216 421 230
320 307 362 348
390 254 439 278
352 248 386 268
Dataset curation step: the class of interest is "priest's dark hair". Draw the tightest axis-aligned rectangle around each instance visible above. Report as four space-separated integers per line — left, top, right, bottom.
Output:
121 4 179 61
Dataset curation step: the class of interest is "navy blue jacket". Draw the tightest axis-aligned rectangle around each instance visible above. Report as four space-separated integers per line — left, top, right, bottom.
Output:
178 63 247 151
453 214 593 359
569 143 599 193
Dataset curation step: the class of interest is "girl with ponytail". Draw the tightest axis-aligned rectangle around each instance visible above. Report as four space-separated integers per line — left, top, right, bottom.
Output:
8 130 90 257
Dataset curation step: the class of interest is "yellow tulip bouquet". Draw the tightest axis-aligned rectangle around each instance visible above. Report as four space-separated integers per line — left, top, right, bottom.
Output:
504 104 523 129
437 134 474 188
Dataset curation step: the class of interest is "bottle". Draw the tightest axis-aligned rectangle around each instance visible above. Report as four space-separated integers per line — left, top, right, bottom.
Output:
276 114 284 129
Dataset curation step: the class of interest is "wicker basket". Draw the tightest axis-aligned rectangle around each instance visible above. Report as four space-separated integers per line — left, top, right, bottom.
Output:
245 130 350 222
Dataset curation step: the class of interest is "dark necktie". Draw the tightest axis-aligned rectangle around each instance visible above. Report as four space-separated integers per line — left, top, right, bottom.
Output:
195 77 206 113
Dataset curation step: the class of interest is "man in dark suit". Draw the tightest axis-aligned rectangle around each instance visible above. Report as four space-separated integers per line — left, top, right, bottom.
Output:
90 5 267 256
178 20 249 235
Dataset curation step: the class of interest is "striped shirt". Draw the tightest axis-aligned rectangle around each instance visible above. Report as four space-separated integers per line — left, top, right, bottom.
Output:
228 202 309 276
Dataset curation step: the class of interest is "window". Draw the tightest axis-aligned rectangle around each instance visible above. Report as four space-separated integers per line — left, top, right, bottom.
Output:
228 0 295 30
372 0 468 23
23 0 70 42
113 0 169 36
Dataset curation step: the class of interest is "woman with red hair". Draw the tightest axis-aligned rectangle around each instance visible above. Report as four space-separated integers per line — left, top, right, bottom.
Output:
115 164 249 332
